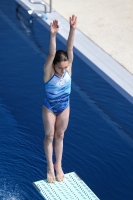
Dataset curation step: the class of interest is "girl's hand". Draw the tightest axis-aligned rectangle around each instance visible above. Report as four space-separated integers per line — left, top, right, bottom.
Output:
50 20 59 34
69 15 77 29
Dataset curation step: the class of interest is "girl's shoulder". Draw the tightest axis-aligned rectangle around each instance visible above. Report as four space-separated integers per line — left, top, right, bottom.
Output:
43 67 54 83
67 63 72 76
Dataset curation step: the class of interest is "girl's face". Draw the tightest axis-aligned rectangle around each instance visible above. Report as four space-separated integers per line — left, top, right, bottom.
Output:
54 61 69 77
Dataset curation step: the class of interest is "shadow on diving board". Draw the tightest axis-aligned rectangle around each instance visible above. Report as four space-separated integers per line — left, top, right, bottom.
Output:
33 172 100 200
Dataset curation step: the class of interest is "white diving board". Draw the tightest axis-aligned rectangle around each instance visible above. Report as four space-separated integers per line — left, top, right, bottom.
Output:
33 172 100 200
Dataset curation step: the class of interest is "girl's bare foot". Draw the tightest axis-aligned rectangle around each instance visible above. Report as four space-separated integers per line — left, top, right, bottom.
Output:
47 165 55 183
54 163 64 182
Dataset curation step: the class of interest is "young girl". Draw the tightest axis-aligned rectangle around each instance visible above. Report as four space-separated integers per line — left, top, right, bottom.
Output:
42 15 77 183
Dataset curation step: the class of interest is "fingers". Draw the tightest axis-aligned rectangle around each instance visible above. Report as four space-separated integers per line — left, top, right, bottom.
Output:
50 20 59 28
50 15 77 30
70 14 77 22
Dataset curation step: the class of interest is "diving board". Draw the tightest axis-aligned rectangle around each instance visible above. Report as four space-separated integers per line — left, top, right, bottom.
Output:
33 172 100 200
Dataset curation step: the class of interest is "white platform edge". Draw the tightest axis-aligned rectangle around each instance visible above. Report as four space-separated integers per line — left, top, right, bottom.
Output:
15 0 133 104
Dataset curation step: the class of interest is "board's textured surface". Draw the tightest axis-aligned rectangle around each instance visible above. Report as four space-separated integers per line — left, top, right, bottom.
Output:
33 172 100 200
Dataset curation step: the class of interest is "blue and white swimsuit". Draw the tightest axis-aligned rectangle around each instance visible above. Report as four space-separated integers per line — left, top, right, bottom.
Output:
43 71 71 115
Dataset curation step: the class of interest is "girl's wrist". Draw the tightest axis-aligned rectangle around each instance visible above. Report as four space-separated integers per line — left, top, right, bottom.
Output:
70 26 76 30
51 32 56 37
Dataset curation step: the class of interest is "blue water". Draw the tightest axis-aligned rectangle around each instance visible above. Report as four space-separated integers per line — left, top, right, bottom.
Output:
0 1 133 200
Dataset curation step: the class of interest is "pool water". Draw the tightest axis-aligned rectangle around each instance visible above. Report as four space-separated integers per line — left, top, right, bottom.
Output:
0 1 133 199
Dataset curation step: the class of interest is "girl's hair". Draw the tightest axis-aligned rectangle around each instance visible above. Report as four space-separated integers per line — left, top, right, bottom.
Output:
53 50 68 65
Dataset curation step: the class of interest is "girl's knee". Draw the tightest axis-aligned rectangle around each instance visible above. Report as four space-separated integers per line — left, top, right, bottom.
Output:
55 131 64 139
45 134 54 143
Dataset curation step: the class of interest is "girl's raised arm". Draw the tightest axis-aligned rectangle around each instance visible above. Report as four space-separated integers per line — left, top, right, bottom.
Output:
66 15 77 73
43 20 59 73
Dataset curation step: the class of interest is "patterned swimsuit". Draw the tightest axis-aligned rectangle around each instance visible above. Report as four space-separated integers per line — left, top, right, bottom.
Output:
43 71 71 115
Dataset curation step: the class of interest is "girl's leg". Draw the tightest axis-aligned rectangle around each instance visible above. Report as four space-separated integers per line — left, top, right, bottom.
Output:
42 106 56 183
54 106 70 181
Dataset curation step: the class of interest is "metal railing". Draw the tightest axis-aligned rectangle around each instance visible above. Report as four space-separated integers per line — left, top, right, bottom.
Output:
28 0 52 14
